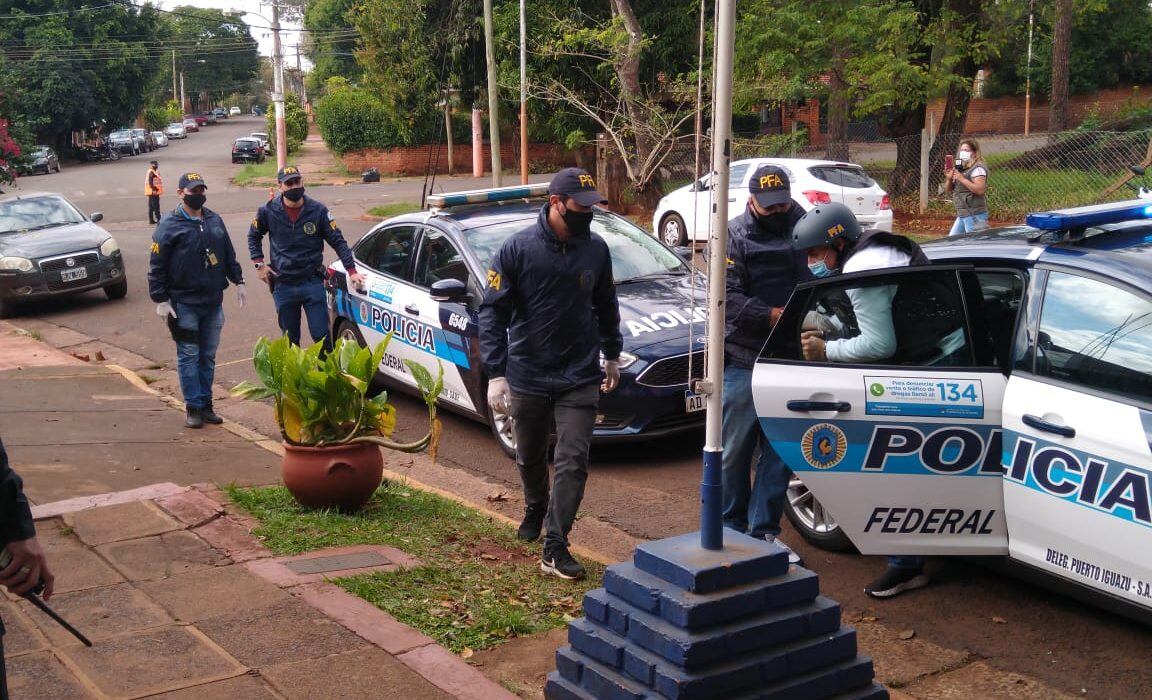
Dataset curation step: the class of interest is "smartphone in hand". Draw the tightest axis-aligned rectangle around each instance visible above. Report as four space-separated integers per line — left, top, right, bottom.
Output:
944 154 955 172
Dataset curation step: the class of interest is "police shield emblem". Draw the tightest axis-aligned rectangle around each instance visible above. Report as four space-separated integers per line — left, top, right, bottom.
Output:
303 221 318 236
801 423 847 470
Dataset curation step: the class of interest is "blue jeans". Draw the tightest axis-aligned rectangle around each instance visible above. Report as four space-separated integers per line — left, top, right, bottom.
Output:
174 302 224 410
949 212 989 235
721 366 790 538
273 278 330 347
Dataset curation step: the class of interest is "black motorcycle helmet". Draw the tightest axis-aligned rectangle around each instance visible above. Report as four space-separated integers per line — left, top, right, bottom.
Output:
791 202 863 252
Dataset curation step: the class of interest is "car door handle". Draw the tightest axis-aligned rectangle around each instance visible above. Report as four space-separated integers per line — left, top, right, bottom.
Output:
787 400 851 413
1022 414 1076 438
403 303 420 315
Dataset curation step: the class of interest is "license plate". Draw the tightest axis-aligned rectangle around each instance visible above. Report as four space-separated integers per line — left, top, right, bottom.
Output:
60 267 88 282
685 390 706 413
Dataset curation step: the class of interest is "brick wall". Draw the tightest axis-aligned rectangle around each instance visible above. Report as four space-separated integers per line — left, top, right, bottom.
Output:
928 85 1148 135
341 142 586 177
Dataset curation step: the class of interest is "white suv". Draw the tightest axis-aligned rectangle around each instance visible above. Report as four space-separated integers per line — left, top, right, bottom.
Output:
652 157 893 246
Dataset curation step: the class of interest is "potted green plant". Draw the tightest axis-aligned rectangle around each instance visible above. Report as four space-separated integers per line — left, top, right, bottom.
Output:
231 334 441 512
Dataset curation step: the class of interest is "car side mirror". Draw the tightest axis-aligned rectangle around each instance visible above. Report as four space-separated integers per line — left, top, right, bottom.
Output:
90 212 104 222
430 278 468 302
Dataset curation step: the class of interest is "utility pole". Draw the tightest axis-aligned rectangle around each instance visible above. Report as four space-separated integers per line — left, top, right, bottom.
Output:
1024 0 1035 135
180 72 187 114
271 1 288 169
700 0 736 551
172 51 178 104
482 0 502 186
519 0 528 184
295 45 307 106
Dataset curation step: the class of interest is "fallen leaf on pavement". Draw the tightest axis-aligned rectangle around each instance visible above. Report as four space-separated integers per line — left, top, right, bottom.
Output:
94 351 106 361
480 553 498 561
461 648 474 659
992 616 1007 624
862 615 879 623
71 353 90 362
485 492 509 502
899 629 916 640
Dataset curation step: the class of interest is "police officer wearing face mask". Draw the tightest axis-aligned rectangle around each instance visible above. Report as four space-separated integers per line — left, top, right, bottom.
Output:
149 173 246 429
479 168 622 582
248 165 364 348
722 163 811 566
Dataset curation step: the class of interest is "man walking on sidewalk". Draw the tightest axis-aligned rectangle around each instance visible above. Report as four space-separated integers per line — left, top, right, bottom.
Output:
479 168 622 581
248 165 364 348
0 435 54 700
148 173 246 429
146 160 162 225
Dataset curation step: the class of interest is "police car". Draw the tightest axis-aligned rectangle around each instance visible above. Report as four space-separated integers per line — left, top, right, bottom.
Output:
752 199 1152 619
326 184 707 457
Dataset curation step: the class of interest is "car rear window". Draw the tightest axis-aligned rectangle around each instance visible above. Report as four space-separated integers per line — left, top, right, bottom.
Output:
236 139 258 146
808 165 875 189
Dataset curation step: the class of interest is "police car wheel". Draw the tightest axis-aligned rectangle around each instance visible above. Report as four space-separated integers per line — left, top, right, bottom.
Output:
661 213 687 246
487 403 517 459
783 475 853 552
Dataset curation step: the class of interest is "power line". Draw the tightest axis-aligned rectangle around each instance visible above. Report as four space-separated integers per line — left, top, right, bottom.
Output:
0 3 119 19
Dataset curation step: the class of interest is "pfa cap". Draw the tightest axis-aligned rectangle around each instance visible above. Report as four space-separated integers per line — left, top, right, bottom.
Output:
792 202 862 251
277 165 302 183
178 172 207 190
749 164 792 208
548 167 608 207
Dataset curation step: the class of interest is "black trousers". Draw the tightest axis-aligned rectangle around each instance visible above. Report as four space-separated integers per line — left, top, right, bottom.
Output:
147 195 161 224
509 383 599 550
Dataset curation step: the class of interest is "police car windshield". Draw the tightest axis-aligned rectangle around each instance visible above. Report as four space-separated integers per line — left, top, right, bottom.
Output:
0 196 85 234
465 211 686 281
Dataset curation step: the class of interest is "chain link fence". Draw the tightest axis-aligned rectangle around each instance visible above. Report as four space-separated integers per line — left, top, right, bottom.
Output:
653 128 1152 223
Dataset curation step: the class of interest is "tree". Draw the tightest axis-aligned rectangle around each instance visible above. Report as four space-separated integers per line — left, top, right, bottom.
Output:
1049 0 1073 131
167 7 260 111
302 0 362 96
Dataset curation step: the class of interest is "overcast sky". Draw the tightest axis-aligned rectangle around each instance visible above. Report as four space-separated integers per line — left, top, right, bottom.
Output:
157 0 307 61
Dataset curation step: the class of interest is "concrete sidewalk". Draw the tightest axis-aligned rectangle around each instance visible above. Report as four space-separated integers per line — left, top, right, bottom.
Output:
0 323 516 700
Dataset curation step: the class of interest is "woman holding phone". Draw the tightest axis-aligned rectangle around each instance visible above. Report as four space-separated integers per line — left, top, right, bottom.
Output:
944 138 989 235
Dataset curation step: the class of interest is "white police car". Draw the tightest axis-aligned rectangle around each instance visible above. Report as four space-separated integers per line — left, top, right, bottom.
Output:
326 184 708 457
752 199 1152 619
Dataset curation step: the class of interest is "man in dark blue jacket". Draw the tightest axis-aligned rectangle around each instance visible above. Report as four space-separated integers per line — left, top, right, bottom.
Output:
148 173 245 429
479 168 622 581
723 163 811 565
0 436 54 699
248 165 364 348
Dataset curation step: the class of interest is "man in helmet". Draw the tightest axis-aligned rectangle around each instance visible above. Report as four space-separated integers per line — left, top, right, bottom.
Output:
791 202 949 600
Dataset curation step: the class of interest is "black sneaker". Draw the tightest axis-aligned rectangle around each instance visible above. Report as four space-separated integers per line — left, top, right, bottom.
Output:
541 545 585 580
516 507 546 542
200 403 224 425
184 408 203 429
865 566 929 599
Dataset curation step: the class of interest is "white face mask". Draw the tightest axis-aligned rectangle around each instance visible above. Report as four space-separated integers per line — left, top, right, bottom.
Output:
957 149 972 162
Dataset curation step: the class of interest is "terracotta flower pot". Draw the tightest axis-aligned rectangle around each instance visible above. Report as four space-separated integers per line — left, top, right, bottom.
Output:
281 442 384 513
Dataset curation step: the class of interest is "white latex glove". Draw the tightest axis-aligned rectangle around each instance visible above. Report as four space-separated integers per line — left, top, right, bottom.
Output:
487 377 511 413
602 360 620 393
236 283 247 308
156 301 176 318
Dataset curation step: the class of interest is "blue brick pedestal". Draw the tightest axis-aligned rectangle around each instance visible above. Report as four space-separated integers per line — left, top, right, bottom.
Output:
545 530 887 700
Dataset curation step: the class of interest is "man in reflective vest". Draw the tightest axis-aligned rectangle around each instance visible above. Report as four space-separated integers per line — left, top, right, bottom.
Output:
145 160 163 225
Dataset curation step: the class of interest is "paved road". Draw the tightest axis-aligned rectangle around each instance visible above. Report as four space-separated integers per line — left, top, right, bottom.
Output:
7 118 1152 698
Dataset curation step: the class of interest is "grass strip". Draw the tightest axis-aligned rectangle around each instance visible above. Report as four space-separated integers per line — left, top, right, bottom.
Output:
368 202 421 218
232 160 279 187
227 482 601 653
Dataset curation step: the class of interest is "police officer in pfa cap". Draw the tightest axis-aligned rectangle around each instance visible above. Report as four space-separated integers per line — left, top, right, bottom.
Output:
478 167 622 582
248 165 363 348
148 172 246 429
791 202 944 600
722 163 810 566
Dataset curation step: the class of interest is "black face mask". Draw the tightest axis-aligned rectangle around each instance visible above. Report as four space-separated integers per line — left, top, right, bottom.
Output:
561 205 594 237
755 210 790 235
183 193 207 210
283 187 305 203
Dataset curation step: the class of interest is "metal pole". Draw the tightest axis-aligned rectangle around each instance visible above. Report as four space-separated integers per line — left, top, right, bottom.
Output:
296 46 308 106
519 0 528 185
482 0 502 186
271 2 288 170
445 99 455 175
1024 0 1035 136
180 72 186 114
172 50 178 104
919 127 930 214
701 0 736 551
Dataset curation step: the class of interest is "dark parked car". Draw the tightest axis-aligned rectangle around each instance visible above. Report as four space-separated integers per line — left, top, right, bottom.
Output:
107 130 140 156
213 107 228 119
0 192 126 318
231 137 265 164
19 146 61 175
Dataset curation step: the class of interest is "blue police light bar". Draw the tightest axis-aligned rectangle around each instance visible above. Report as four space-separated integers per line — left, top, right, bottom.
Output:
1026 199 1152 231
427 183 550 209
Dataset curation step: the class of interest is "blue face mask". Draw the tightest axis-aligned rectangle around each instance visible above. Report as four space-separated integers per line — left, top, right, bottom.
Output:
808 260 834 278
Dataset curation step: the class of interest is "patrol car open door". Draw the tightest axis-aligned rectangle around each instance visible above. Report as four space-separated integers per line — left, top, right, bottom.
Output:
752 265 1023 556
